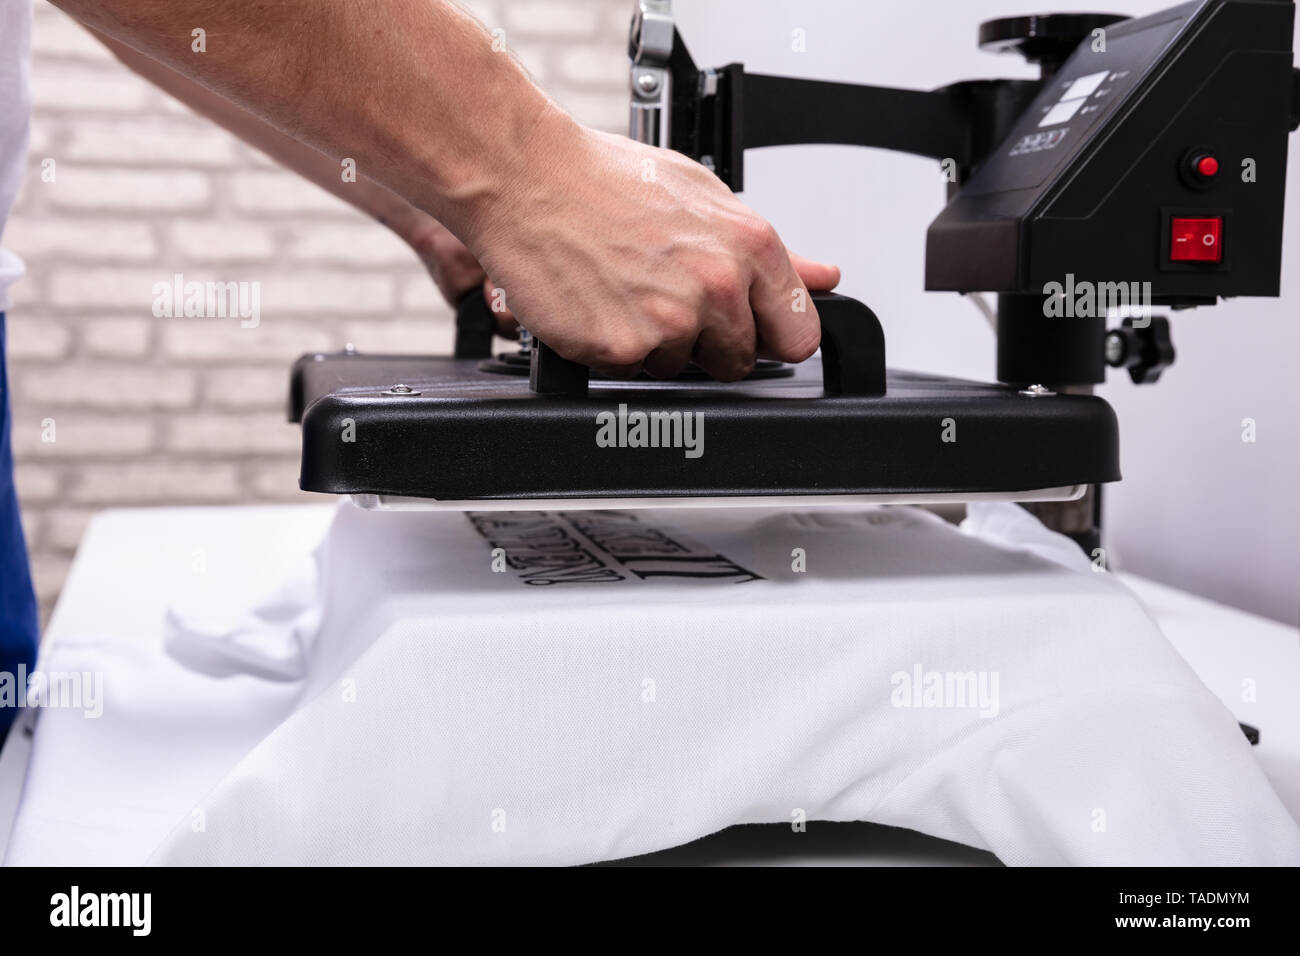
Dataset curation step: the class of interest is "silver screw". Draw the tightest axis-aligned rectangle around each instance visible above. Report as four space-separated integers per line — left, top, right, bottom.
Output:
382 383 420 397
1019 383 1055 397
636 72 661 95
343 342 357 355
1104 332 1124 366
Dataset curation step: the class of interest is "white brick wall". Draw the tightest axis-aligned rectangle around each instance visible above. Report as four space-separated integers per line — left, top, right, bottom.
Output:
6 0 633 621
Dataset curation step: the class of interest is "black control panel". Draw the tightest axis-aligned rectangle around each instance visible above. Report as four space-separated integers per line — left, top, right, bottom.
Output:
926 0 1297 304
964 17 1182 198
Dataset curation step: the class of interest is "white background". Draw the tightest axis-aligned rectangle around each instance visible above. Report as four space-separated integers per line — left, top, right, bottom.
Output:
677 0 1300 624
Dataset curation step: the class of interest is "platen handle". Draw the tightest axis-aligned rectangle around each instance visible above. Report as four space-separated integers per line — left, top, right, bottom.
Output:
529 292 885 398
452 288 498 360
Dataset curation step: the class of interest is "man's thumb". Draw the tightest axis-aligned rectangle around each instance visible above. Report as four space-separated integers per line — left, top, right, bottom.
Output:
788 251 841 292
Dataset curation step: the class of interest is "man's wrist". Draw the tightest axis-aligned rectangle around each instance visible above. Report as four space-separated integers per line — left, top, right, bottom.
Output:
446 98 586 257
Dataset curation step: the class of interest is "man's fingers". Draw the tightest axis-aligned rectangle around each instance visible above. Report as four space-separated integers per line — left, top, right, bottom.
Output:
493 314 520 338
480 277 521 338
788 250 841 292
444 247 487 296
765 250 839 360
691 311 757 382
643 341 695 379
592 361 645 380
749 247 821 364
419 225 487 305
482 278 513 319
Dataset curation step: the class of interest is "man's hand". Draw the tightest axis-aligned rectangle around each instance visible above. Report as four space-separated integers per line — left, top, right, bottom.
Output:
406 216 517 337
408 217 485 305
58 0 837 378
467 107 840 381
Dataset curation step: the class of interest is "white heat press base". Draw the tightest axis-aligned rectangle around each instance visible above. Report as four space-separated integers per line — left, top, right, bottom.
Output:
351 484 1087 512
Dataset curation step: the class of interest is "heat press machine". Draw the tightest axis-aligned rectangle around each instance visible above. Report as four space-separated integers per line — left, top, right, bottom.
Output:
289 0 1299 551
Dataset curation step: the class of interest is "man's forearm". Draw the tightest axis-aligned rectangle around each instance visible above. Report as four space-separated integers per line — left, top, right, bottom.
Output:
50 0 837 379
87 26 431 247
51 0 562 247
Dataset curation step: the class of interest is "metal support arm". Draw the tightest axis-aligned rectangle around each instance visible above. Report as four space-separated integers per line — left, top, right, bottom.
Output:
630 2 1039 190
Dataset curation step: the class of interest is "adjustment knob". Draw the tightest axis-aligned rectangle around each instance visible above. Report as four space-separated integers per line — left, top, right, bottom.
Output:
979 13 1130 76
1105 316 1175 385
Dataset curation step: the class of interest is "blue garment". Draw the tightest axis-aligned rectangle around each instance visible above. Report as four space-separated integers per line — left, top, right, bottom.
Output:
0 312 38 742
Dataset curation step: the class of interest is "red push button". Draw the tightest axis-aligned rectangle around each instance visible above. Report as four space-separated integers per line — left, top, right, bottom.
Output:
1170 217 1222 263
1195 155 1219 177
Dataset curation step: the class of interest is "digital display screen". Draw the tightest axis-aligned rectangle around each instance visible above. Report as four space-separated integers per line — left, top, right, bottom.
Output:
959 12 1190 198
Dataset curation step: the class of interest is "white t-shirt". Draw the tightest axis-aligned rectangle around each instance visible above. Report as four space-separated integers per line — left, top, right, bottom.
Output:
0 0 32 312
4 502 1295 865
142 503 1297 865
